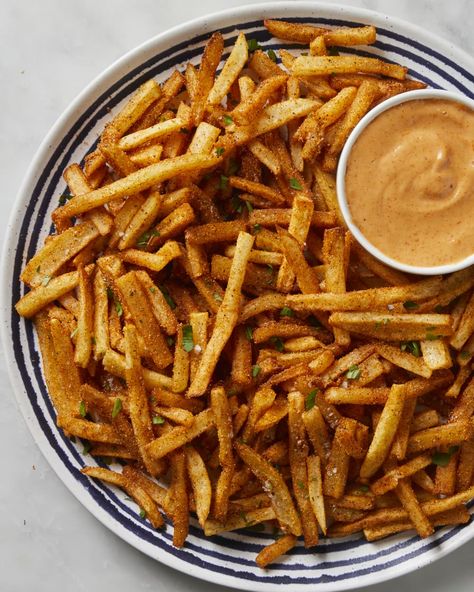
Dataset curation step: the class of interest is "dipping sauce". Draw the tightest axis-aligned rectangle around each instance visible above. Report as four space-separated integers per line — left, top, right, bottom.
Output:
345 98 474 267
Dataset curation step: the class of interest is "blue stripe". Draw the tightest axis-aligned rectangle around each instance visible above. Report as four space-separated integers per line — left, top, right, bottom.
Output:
9 15 474 587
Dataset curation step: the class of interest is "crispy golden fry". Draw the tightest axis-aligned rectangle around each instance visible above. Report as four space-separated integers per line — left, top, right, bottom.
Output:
256 535 298 568
292 55 406 80
207 32 248 106
360 384 405 479
188 232 254 396
74 267 94 368
235 441 302 536
54 154 218 221
204 506 276 536
16 271 80 318
185 446 212 527
231 75 288 125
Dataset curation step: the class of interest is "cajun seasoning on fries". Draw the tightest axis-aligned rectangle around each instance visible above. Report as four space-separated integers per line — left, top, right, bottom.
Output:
16 19 474 567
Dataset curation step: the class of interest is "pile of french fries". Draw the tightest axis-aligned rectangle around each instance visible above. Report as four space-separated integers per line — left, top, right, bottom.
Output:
16 19 474 567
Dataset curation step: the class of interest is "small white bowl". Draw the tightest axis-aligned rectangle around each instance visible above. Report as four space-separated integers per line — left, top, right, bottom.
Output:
336 89 474 275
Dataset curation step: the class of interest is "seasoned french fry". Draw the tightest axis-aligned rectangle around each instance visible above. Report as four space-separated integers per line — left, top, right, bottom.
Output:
256 535 297 568
360 384 405 479
185 445 212 527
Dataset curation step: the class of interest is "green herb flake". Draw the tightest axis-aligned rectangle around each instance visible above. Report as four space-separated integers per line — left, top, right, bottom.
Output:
79 401 86 418
247 38 261 52
139 508 147 519
253 223 262 234
270 336 284 352
245 326 253 341
403 300 419 311
152 415 165 425
41 275 51 287
432 445 459 467
159 285 176 309
149 287 156 294
58 191 72 206
112 397 122 419
308 315 322 328
297 480 305 491
182 324 194 352
280 306 295 318
136 231 151 248
346 364 361 380
223 115 233 126
215 147 225 157
289 177 302 190
426 332 439 341
115 300 123 317
219 175 229 190
400 340 421 357
245 201 253 213
231 195 243 213
82 440 92 455
166 336 175 347
228 158 239 175
251 365 261 378
213 292 223 303
267 48 277 62
305 389 318 411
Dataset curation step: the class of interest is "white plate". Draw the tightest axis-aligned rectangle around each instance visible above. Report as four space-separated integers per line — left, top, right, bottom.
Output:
2 3 474 591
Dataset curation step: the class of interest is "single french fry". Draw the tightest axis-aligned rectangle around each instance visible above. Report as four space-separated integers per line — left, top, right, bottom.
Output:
371 454 432 495
235 441 302 536
207 32 248 106
375 344 432 378
395 479 434 538
93 269 109 360
145 409 215 460
307 455 327 534
278 229 320 294
232 75 288 125
264 19 328 43
249 139 281 175
256 535 297 568
185 445 212 527
16 271 80 319
360 384 405 479
115 271 172 369
188 232 254 396
407 421 473 455
292 55 406 80
54 154 218 221
169 449 189 547
186 220 246 245
74 267 94 368
204 506 276 536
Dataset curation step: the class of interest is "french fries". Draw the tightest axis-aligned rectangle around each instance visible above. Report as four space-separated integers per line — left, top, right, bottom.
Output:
17 19 474 568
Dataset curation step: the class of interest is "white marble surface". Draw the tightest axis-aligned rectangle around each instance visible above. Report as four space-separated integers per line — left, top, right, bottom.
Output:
1 1 473 591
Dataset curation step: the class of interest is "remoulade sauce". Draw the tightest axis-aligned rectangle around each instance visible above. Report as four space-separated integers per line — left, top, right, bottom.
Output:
345 98 474 267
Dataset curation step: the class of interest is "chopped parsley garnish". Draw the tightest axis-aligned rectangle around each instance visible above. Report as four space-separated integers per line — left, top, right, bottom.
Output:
136 229 160 248
270 336 284 352
79 401 86 418
280 306 295 318
245 326 253 341
267 49 277 62
228 158 239 175
182 324 194 352
152 415 165 425
432 446 459 467
159 285 176 309
112 397 122 419
253 223 262 234
346 364 361 380
251 364 261 378
166 336 175 347
245 201 253 213
403 300 418 310
139 508 147 519
425 332 439 341
289 177 302 190
305 389 318 410
215 147 225 157
223 115 233 126
82 440 92 455
149 287 156 294
297 480 305 491
219 175 229 190
58 191 72 206
115 300 123 317
247 38 261 52
400 340 421 357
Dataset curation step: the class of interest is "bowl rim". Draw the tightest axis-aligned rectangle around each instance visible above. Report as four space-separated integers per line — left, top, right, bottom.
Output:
336 88 474 275
2 3 474 591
